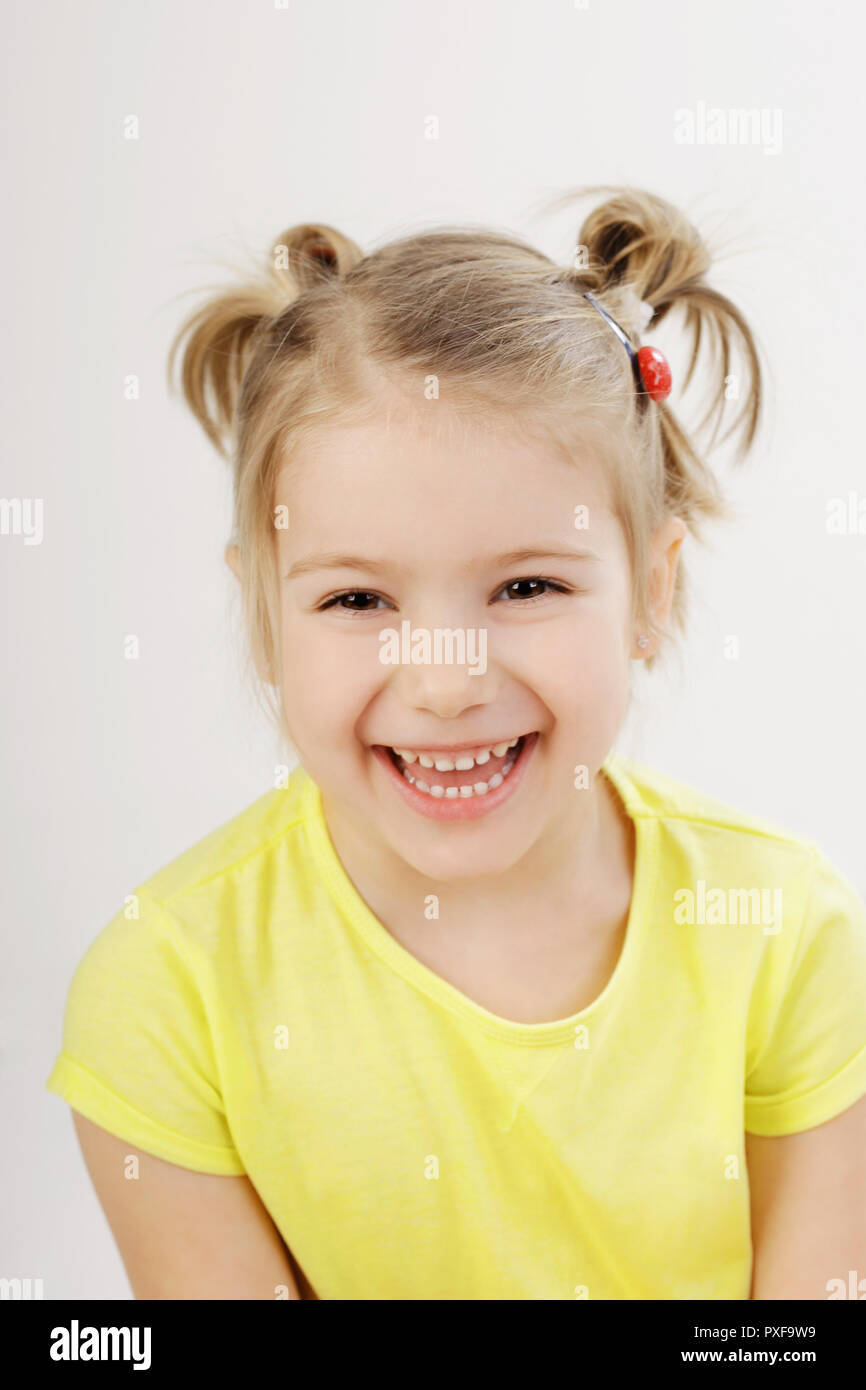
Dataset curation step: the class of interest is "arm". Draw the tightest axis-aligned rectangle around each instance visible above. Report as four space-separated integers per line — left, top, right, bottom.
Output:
72 1112 303 1300
746 1090 866 1299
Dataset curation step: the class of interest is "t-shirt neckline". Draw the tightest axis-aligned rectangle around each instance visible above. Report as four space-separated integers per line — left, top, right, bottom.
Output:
299 751 658 1046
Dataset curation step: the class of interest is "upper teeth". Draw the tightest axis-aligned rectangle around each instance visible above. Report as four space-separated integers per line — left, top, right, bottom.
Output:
392 738 521 771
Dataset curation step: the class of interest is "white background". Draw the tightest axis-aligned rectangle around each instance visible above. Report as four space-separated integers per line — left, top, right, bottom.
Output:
2 0 864 1298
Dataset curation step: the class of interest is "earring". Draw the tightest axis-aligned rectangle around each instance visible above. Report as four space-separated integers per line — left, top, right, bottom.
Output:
637 635 649 650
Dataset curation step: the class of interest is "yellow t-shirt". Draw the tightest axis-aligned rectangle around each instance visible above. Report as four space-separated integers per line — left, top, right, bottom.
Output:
46 753 866 1300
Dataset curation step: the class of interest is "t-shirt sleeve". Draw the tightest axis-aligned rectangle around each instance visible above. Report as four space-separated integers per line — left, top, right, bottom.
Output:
744 847 866 1136
45 891 246 1175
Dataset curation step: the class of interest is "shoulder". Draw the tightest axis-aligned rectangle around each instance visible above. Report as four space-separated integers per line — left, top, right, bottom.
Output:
606 754 866 1116
138 764 317 909
605 749 866 961
604 750 829 885
605 751 818 848
53 763 321 1079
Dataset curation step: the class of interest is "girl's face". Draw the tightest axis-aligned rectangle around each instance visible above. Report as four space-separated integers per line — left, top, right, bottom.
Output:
269 405 681 882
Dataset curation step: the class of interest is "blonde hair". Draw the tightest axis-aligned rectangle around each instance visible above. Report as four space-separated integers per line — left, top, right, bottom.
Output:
167 185 763 729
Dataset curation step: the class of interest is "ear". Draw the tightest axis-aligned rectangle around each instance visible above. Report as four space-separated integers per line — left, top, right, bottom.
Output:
225 543 241 582
632 517 687 658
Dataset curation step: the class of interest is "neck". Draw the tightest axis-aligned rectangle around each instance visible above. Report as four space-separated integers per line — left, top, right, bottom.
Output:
319 765 629 934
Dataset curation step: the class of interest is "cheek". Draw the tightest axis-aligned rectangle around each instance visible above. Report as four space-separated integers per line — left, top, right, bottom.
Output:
540 635 629 762
546 655 628 727
509 602 629 693
278 614 383 743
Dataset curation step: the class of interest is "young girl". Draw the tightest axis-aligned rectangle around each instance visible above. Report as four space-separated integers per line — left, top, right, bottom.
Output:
46 187 866 1301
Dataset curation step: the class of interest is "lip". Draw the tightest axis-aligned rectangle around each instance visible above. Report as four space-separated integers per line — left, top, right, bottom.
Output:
370 732 539 822
381 736 525 756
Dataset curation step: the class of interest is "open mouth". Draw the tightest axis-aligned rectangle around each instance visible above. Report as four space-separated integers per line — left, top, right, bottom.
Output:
380 732 535 800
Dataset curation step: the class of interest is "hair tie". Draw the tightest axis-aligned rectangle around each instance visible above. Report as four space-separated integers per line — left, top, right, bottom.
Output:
583 291 672 402
633 297 656 335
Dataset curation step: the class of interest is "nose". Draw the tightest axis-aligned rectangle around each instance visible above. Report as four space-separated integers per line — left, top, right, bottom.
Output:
389 624 499 721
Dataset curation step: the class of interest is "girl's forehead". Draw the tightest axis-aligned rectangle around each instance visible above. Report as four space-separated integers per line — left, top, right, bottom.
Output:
275 417 616 512
273 437 626 578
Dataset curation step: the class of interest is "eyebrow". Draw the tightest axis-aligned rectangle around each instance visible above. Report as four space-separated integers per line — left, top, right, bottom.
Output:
283 547 603 580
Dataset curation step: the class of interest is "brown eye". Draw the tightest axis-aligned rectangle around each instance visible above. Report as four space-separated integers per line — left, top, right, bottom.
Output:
506 579 546 600
318 591 387 613
498 578 570 603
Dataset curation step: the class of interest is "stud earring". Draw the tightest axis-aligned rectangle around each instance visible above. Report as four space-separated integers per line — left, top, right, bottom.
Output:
637 635 649 650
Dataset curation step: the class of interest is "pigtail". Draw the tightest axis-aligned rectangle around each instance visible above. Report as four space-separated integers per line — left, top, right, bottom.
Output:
166 223 363 460
569 185 764 542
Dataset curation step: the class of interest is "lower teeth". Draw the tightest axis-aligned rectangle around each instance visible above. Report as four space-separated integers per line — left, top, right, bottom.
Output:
395 739 524 799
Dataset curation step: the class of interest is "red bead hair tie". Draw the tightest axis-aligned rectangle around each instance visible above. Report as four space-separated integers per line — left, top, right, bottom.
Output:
583 292 672 402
